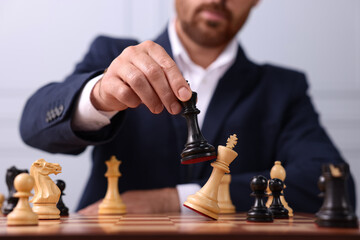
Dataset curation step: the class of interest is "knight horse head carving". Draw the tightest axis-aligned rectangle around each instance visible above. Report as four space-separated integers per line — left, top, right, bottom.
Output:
30 159 62 204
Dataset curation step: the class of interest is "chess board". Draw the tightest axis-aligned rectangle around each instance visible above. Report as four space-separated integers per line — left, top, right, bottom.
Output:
0 213 359 240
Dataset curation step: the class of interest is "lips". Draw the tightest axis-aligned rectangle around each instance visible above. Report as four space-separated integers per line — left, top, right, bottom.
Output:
200 10 227 22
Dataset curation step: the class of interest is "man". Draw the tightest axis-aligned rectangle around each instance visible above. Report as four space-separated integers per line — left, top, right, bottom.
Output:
20 0 356 214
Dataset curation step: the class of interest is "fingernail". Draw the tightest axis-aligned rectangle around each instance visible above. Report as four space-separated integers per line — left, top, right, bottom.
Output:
178 87 192 101
155 104 164 114
170 102 182 115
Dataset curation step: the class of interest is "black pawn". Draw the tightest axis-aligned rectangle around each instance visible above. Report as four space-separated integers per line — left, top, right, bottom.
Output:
180 91 216 164
247 175 273 222
56 179 69 216
268 178 289 219
3 166 28 215
315 163 358 228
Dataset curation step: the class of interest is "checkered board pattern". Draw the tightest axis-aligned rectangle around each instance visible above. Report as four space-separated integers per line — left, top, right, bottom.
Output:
0 213 358 239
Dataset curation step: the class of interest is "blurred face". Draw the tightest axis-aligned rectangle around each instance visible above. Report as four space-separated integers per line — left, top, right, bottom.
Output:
175 0 258 47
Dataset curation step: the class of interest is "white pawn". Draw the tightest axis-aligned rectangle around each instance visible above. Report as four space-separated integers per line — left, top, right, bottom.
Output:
7 173 38 226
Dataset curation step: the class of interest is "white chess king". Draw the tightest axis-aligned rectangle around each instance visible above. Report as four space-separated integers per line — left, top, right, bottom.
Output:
183 134 238 220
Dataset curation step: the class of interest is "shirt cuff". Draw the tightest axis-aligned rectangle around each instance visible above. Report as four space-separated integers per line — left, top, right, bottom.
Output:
72 74 118 131
176 183 201 213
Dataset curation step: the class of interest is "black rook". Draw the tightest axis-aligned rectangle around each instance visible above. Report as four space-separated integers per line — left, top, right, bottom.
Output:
316 163 358 228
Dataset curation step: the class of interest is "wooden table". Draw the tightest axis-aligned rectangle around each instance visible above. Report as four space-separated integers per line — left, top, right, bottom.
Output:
0 213 359 240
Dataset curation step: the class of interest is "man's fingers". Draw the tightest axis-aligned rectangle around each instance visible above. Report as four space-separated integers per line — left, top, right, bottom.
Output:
116 59 163 114
99 41 192 114
107 77 142 109
146 42 192 102
130 52 181 114
97 74 141 110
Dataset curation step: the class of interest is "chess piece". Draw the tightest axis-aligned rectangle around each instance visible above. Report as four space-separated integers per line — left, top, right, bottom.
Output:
318 174 326 198
3 166 28 215
30 159 62 220
98 156 126 215
266 161 293 217
180 91 216 164
315 174 326 220
247 175 273 222
56 180 69 216
183 134 238 220
218 174 236 213
7 173 38 226
268 178 289 219
0 193 4 214
315 163 358 228
265 180 272 208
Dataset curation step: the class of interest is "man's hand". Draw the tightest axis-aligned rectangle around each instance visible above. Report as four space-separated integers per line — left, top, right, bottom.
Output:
77 187 180 215
91 40 192 115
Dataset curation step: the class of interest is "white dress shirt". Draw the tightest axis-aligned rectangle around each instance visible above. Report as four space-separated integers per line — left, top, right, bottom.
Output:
168 18 238 128
71 18 238 212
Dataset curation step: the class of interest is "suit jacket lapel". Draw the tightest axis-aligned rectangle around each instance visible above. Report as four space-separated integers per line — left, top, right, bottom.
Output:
201 46 260 145
192 46 260 180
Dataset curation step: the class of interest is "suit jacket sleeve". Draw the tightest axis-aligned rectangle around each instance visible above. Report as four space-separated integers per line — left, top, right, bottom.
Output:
19 36 138 154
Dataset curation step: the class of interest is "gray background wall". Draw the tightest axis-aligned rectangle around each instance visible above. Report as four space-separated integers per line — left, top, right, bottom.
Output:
0 0 359 215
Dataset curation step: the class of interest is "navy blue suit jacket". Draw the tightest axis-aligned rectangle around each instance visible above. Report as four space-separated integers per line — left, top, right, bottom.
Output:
20 29 356 212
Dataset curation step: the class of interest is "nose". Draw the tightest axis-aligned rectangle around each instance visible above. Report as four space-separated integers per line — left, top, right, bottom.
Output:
205 0 226 7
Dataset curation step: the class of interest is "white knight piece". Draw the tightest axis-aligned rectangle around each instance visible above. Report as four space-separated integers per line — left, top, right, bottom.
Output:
30 159 62 219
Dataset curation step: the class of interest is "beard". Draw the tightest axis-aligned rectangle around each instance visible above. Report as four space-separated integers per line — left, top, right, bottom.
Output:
180 2 236 48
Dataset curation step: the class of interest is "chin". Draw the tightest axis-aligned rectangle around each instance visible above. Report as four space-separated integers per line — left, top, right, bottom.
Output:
198 29 229 45
183 20 232 47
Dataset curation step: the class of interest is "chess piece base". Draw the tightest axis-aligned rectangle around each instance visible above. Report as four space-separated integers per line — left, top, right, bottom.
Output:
316 210 359 228
33 204 60 220
183 202 217 220
7 209 38 226
181 141 216 164
269 206 289 219
218 203 236 214
183 192 219 220
98 200 126 215
98 207 126 215
247 208 273 222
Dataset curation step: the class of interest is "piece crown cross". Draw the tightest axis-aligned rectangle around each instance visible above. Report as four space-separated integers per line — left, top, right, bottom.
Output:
329 164 342 177
226 134 238 149
105 155 121 177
